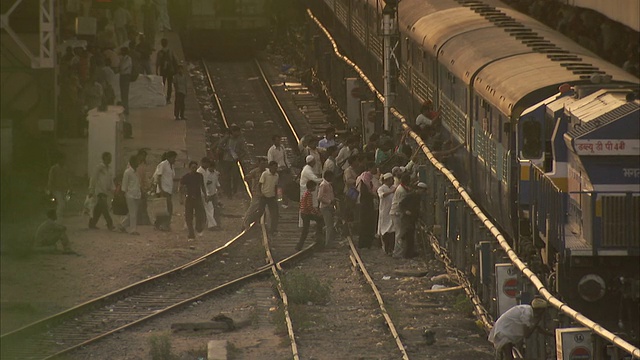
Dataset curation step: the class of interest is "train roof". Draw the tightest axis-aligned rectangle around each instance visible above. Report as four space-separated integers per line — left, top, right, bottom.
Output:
565 90 640 135
473 54 639 118
396 0 639 117
398 0 472 31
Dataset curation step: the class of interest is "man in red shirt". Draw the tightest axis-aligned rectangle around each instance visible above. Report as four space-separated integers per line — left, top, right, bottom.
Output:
296 180 324 251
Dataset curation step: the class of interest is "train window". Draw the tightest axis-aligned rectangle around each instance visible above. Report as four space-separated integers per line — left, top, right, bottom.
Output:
522 119 542 159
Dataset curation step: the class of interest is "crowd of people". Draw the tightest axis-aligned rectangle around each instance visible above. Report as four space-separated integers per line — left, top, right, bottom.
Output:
43 121 444 257
237 122 453 259
57 0 175 137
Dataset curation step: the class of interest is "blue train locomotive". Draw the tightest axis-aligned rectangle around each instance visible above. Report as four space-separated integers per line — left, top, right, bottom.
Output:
309 0 640 338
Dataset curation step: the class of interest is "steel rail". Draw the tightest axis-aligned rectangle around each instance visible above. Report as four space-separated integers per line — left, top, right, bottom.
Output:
347 236 411 359
0 60 262 360
253 57 411 358
204 58 302 359
306 8 640 358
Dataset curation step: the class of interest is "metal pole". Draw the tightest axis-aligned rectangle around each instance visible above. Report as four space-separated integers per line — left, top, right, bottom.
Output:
381 3 397 131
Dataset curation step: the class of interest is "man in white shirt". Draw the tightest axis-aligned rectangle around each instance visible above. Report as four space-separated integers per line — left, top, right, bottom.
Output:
154 150 177 225
257 161 280 235
120 155 142 235
197 158 220 230
299 155 322 227
390 173 410 258
377 173 396 254
318 127 337 149
322 145 338 179
88 152 115 231
335 136 359 171
267 134 291 207
488 298 549 359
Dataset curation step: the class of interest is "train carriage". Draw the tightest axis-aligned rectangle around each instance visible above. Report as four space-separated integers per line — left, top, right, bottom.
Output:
309 0 640 340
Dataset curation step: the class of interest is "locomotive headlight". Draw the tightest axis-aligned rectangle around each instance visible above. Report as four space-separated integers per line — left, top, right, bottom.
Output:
578 274 606 302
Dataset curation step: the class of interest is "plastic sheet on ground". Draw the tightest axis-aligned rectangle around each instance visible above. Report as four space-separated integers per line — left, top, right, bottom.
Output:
129 75 167 108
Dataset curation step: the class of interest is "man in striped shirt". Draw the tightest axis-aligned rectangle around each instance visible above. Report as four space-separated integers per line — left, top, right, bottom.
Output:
296 180 324 251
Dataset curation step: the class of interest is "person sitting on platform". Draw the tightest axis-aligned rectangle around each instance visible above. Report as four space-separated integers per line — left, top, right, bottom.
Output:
33 210 77 255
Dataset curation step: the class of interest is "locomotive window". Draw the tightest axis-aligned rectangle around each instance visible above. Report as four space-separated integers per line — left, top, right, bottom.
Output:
522 119 542 158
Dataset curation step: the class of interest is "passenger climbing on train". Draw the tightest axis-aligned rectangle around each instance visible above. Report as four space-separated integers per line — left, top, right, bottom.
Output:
374 139 394 167
296 180 325 251
356 162 380 249
488 297 552 360
415 100 439 135
397 181 428 258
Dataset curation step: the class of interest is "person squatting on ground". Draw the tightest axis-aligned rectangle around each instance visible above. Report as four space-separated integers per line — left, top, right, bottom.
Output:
256 161 280 235
154 150 177 226
88 151 115 230
217 125 248 199
242 157 268 230
156 38 177 104
356 162 379 249
120 155 142 235
377 172 396 254
299 155 322 227
318 170 337 248
488 297 550 360
47 153 71 223
267 134 291 208
34 210 76 254
180 161 206 239
173 64 187 120
390 173 410 258
197 157 221 230
296 180 325 251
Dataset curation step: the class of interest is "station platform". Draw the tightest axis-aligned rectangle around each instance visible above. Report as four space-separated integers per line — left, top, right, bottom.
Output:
59 31 204 180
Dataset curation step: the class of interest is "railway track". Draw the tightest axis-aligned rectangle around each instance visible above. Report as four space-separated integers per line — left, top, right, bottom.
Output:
1 55 417 360
203 58 410 358
305 8 640 359
0 231 270 359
